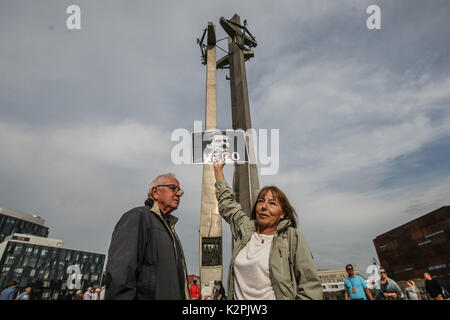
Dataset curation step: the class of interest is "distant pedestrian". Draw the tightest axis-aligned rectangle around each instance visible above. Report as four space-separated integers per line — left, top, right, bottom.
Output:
344 264 373 300
0 280 17 300
93 288 101 300
75 290 83 300
201 282 213 300
189 279 201 300
404 280 421 300
374 267 403 300
217 281 227 300
442 287 450 299
424 273 444 300
16 287 32 300
99 286 105 300
62 290 76 300
83 287 94 300
419 287 429 300
213 280 220 300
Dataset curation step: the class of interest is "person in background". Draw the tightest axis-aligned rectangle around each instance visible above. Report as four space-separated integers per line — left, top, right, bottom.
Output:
344 264 374 300
0 281 17 300
99 286 106 300
62 290 75 300
217 281 227 300
374 267 403 300
83 287 94 300
75 290 83 300
189 279 201 300
93 288 101 300
419 287 429 300
16 287 32 300
405 280 422 300
214 161 322 300
213 280 220 300
201 282 213 300
424 272 444 300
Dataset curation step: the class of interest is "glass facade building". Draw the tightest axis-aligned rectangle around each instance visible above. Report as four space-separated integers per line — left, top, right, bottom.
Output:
0 213 49 243
0 236 105 300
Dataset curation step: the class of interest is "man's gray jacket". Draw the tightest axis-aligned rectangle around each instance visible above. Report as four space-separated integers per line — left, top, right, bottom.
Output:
104 198 189 300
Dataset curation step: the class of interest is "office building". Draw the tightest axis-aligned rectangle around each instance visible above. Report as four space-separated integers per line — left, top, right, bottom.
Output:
0 206 48 242
373 206 449 281
0 233 105 300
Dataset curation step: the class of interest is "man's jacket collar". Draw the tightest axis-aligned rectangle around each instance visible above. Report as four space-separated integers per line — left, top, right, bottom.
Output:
144 198 179 227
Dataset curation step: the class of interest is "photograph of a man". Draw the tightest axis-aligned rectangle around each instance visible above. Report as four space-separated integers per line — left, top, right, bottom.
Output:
192 129 248 164
203 133 230 164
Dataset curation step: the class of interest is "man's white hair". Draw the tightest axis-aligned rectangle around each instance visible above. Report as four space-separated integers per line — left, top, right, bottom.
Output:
148 173 177 197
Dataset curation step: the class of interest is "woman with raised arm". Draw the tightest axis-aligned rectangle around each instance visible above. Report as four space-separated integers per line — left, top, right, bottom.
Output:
213 162 323 300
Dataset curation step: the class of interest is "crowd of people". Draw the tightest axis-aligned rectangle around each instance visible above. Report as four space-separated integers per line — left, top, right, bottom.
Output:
0 281 106 300
0 281 31 300
189 279 227 300
68 286 106 300
343 264 449 300
185 267 449 301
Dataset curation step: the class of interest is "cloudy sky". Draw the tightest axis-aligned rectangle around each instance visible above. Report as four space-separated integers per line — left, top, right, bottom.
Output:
1 0 449 284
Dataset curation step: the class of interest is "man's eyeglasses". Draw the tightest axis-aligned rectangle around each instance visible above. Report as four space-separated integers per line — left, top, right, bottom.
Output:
156 184 184 196
380 271 386 274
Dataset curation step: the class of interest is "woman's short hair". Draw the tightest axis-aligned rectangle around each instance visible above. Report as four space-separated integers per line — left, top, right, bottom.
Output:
251 186 298 229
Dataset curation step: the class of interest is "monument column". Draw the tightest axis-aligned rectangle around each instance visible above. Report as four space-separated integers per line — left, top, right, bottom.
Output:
219 14 260 217
199 22 223 289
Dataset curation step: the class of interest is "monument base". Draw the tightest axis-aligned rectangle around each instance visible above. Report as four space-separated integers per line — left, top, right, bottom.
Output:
200 265 222 292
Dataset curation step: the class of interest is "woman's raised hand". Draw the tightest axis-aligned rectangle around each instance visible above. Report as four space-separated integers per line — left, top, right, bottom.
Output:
213 155 225 181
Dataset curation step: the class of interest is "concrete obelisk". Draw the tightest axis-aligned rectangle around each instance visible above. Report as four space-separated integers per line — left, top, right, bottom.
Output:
199 22 222 289
218 14 260 217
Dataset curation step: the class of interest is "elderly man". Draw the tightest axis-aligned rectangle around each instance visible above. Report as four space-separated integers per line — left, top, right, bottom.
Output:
104 173 189 300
